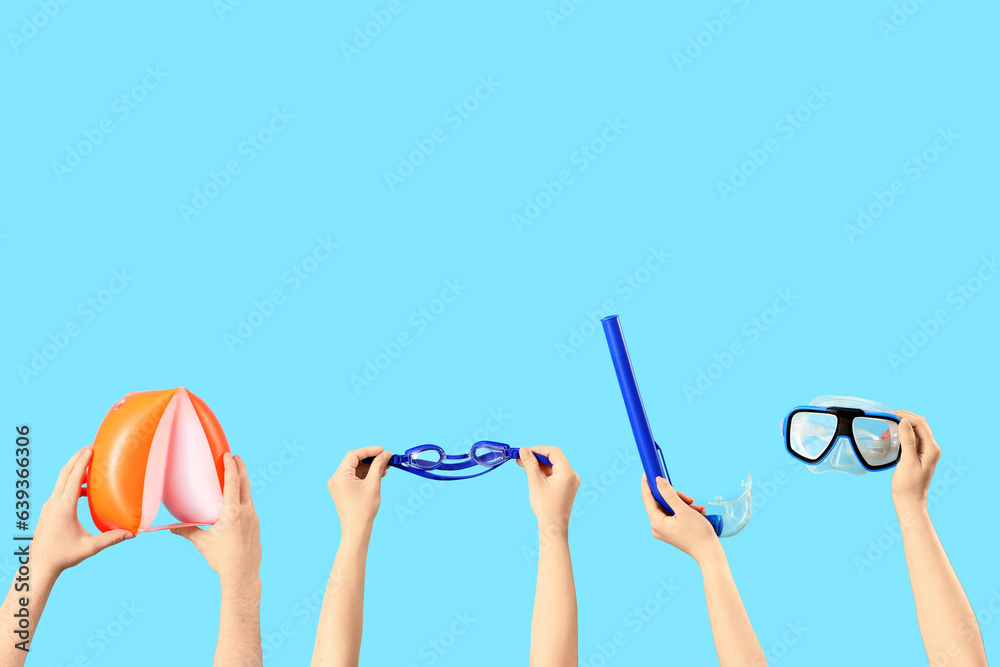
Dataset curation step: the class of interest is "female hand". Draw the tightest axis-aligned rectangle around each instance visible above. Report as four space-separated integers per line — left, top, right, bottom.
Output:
891 410 941 508
327 446 392 535
519 446 580 534
639 474 717 562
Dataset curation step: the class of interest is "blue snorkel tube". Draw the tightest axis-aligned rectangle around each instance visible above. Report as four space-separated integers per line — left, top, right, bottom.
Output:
602 315 726 537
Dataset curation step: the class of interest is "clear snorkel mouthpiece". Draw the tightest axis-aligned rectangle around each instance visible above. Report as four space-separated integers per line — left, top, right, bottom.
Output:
707 475 753 537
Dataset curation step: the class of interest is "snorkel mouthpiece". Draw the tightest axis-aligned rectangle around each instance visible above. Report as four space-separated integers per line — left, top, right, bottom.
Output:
705 514 725 535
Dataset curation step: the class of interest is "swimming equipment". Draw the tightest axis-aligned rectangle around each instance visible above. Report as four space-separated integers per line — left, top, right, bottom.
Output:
784 395 901 475
601 315 752 538
363 441 551 481
83 388 230 534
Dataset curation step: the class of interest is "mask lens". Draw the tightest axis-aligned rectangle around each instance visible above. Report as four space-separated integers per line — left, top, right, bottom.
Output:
471 442 505 467
852 417 900 467
788 412 838 461
408 446 445 470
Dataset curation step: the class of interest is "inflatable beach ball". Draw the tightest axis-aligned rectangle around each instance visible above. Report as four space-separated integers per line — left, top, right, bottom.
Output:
85 388 230 534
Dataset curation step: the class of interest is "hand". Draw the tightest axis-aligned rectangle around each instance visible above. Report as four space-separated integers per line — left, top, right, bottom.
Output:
172 453 261 586
891 410 941 508
33 447 134 578
640 474 717 561
518 446 580 533
327 446 392 535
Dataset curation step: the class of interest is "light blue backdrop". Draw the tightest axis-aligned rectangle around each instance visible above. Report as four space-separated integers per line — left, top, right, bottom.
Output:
3 0 998 665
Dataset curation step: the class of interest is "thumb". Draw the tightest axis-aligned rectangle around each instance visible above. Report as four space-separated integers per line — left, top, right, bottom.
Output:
654 476 684 509
87 529 134 555
898 419 917 462
171 526 206 549
640 474 663 517
366 451 392 485
519 448 545 481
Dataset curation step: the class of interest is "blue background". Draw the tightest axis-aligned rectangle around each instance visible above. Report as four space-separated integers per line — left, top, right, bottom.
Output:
3 0 998 665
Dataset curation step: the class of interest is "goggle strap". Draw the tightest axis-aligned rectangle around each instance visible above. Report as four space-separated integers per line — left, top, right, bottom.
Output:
387 461 507 481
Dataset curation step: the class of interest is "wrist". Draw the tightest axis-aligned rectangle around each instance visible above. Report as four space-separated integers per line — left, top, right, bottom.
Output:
220 570 262 595
30 560 62 590
691 538 726 568
31 553 63 583
892 493 928 514
537 515 571 539
340 521 374 544
893 496 930 527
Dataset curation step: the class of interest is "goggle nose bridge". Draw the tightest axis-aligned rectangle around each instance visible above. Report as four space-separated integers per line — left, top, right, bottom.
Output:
825 435 861 465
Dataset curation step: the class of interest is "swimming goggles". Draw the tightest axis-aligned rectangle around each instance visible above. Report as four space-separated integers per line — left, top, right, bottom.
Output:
365 441 551 481
784 397 901 474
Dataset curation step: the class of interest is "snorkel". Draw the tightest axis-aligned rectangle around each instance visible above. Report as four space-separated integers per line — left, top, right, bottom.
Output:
602 315 752 538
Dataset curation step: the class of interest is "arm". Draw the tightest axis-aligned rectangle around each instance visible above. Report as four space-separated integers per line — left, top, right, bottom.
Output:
697 543 765 667
172 453 263 667
640 475 766 667
311 446 392 667
518 446 580 667
891 411 987 667
0 446 132 666
0 570 56 665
